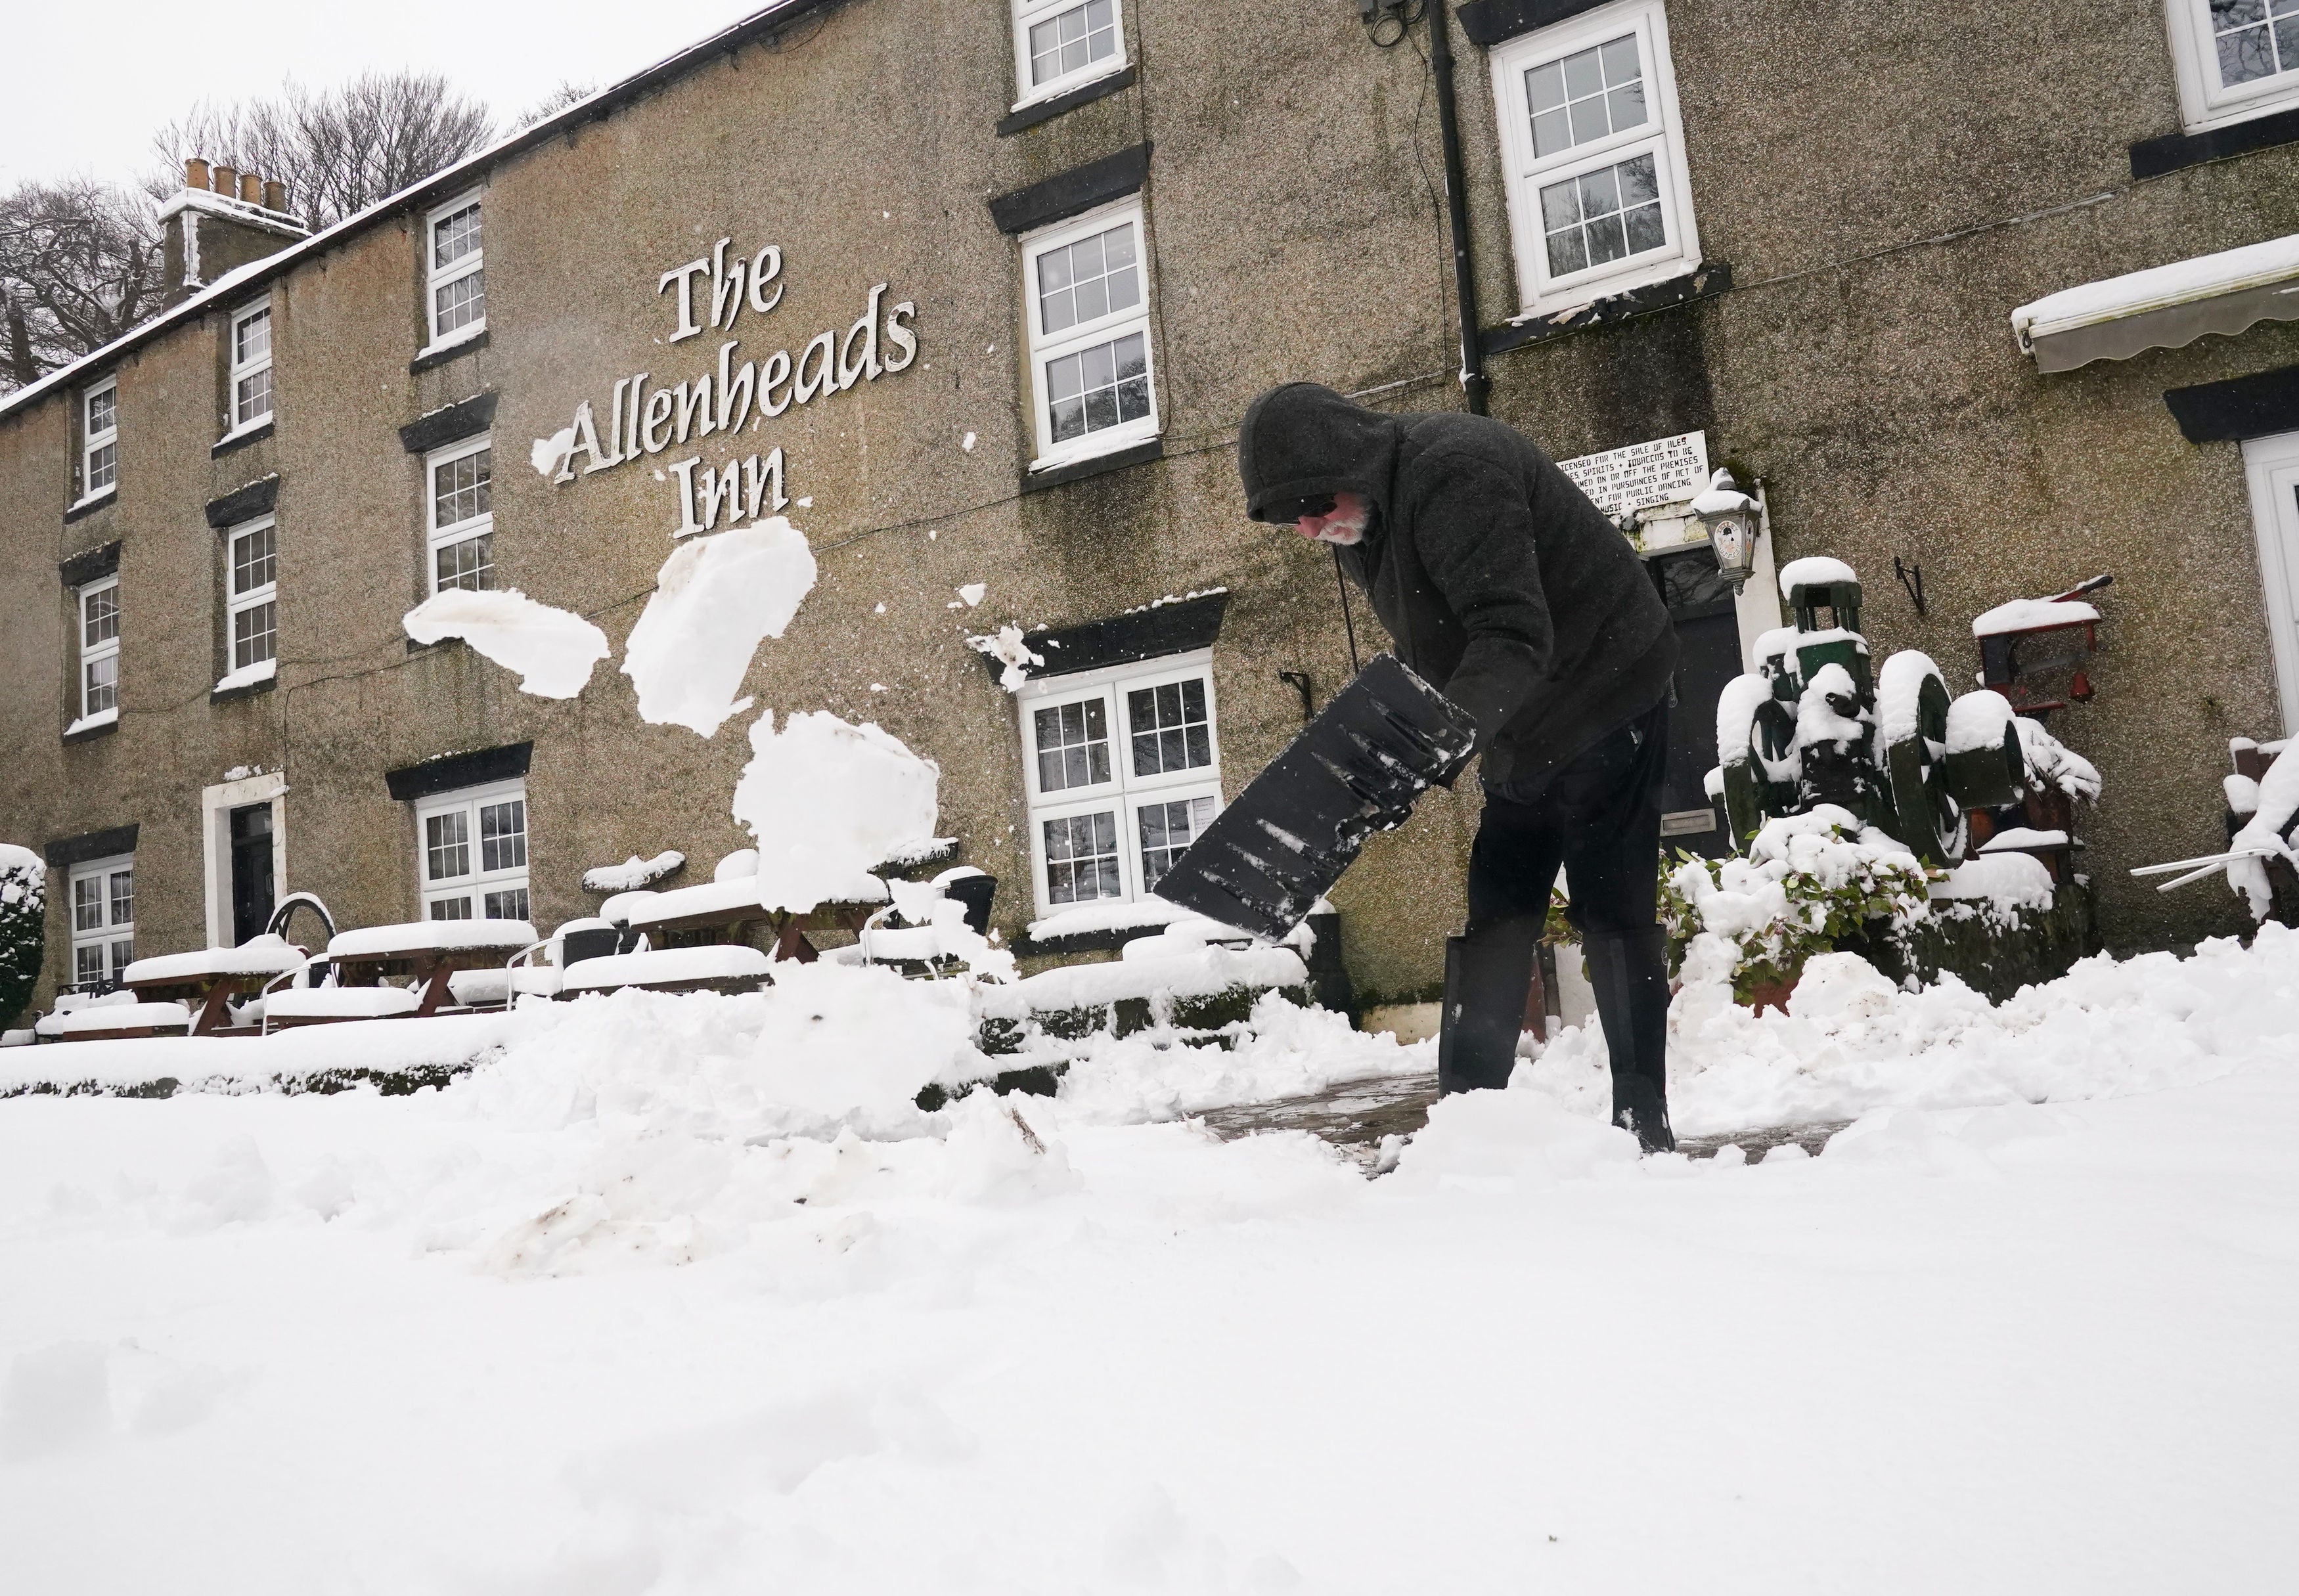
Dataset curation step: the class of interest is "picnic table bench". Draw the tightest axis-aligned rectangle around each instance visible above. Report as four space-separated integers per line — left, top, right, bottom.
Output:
266 919 536 1029
120 934 309 1036
600 873 889 963
34 998 194 1042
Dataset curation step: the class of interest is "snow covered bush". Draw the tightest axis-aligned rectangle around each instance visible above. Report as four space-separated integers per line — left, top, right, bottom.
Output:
1663 806 1932 1002
0 845 45 1027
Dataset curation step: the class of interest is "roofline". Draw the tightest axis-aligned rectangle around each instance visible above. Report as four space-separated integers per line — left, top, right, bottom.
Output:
0 0 853 426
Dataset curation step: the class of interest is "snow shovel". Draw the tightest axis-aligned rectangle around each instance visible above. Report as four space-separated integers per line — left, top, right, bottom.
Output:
1150 654 1478 939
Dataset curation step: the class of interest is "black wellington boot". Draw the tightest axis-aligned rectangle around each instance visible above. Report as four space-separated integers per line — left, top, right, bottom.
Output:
1436 922 1539 1096
1582 926 1675 1153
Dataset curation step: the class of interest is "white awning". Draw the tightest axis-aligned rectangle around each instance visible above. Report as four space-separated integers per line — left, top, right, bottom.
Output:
2011 234 2299 374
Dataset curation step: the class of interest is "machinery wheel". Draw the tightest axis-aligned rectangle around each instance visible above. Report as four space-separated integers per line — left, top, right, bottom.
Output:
1877 652 1965 865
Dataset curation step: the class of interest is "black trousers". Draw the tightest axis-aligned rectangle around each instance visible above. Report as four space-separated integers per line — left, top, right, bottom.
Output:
1439 698 1676 1147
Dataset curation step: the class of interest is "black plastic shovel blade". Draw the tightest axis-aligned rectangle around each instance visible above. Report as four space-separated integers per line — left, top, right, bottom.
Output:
1150 654 1477 939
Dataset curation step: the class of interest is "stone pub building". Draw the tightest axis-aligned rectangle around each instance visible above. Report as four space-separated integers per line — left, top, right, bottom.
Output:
7 0 2299 1015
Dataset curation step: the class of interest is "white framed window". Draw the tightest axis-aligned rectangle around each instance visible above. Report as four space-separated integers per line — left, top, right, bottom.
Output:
424 192 486 349
414 778 529 922
224 515 278 678
1010 0 1128 107
1490 0 1699 316
81 378 118 500
1016 650 1222 917
68 853 135 990
228 301 273 433
76 575 120 725
426 434 494 595
1021 200 1158 471
2166 0 2299 131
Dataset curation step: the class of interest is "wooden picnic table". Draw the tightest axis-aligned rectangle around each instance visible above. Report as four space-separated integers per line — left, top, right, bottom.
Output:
121 936 309 1036
604 876 889 964
313 920 538 1021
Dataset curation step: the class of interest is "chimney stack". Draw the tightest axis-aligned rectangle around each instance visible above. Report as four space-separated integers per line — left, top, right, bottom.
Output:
185 157 210 192
212 164 238 200
238 172 262 205
263 178 287 214
158 155 307 310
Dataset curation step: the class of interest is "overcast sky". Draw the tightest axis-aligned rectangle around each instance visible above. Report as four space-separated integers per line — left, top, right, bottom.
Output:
3 1 769 188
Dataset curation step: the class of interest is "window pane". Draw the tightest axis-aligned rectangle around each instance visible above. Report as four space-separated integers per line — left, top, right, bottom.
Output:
1046 331 1150 444
434 202 482 269
1044 811 1123 904
75 876 102 932
1525 60 1565 112
110 868 133 927
233 524 277 594
1125 676 1215 776
1035 696 1111 791
110 939 135 977
1029 0 1119 84
236 308 270 365
1561 43 1604 99
430 897 473 921
426 810 470 882
1037 223 1137 337
1540 154 1664 278
480 799 527 872
435 531 495 594
1529 33 1645 158
1137 795 1218 892
87 388 115 435
235 366 273 426
233 600 277 669
84 654 118 715
76 944 105 986
87 441 117 493
435 269 485 335
83 586 119 646
433 449 491 529
483 887 529 921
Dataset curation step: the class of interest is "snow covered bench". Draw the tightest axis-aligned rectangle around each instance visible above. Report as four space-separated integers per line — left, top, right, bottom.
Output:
975 932 1310 1054
601 849 889 964
266 920 537 1027
554 944 774 998
122 933 309 1036
34 998 193 1043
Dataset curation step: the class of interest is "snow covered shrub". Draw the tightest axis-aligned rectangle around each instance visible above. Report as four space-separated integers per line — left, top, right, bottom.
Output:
0 845 45 1027
1662 805 1932 1002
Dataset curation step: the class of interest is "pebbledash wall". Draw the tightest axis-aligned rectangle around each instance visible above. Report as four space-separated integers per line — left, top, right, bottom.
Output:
5 0 2298 1013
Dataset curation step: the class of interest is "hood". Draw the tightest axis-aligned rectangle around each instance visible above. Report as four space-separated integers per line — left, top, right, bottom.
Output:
1237 382 1401 522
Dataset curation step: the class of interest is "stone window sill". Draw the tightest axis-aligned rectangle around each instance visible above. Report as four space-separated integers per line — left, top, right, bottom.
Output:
411 329 490 374
998 66 1136 137
212 420 274 458
64 488 117 524
1021 437 1163 494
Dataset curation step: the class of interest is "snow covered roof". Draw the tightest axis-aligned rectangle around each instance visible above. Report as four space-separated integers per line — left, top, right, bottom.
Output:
2010 233 2299 374
0 0 832 424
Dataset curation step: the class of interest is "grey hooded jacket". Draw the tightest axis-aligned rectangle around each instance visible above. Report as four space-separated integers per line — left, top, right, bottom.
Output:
1238 382 1676 795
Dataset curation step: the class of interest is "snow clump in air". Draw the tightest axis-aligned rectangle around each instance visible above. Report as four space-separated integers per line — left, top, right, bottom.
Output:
401 589 611 699
968 625 1045 691
2227 742 2299 919
621 516 818 737
730 711 940 912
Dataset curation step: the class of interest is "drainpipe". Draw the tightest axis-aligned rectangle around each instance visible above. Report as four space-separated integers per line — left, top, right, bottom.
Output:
1425 0 1491 415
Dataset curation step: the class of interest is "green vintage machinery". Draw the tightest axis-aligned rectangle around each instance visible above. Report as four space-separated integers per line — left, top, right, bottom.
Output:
1714 562 2026 866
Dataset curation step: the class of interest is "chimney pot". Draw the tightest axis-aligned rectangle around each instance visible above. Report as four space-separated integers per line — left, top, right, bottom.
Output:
239 173 262 204
263 178 287 213
185 157 210 192
213 164 238 197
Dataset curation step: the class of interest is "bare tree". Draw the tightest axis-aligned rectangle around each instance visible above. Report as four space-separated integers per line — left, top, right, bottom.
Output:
0 179 167 391
515 83 596 131
153 72 496 233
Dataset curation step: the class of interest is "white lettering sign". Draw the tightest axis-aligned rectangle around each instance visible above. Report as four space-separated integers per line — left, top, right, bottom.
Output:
1556 430 1710 520
531 236 918 537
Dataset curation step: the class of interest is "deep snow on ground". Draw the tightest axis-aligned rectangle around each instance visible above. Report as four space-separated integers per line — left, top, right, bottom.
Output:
5 931 2299 1591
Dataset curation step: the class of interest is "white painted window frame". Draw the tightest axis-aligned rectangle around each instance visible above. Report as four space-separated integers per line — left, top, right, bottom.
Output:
1021 198 1160 472
1010 0 1129 110
67 851 135 990
2241 428 2299 735
76 573 120 724
1490 0 1700 317
80 377 118 502
422 190 487 353
227 299 273 435
415 777 531 921
202 769 288 950
2164 0 2299 133
1014 648 1223 918
224 514 279 678
426 433 495 596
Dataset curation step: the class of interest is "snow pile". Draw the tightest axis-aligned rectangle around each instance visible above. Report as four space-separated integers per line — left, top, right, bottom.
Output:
967 625 1044 690
2227 742 2299 918
211 657 277 695
1521 923 2299 1136
1971 597 2100 636
2014 714 2101 801
1712 671 1774 768
1945 686 2017 753
1931 852 2055 912
621 517 817 737
1793 661 1869 753
402 589 610 699
1874 650 1942 746
122 935 305 985
730 711 939 913
579 851 685 893
1670 805 1928 946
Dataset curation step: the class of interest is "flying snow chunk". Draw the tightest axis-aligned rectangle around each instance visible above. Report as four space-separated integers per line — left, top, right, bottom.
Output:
621 516 818 738
530 428 575 479
402 589 610 699
730 711 940 913
959 583 987 607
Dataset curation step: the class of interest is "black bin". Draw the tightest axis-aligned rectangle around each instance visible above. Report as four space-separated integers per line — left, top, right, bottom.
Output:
1151 654 1477 939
